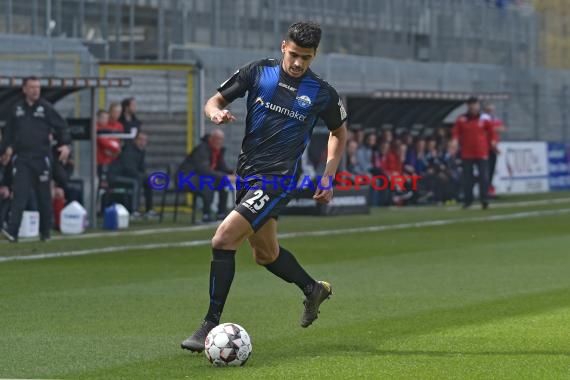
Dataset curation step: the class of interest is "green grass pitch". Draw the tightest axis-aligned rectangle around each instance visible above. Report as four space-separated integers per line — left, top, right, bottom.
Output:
1 193 570 379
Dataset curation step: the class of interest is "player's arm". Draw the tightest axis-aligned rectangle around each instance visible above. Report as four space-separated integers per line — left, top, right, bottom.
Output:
323 124 348 178
205 62 256 125
47 103 72 163
314 89 349 203
314 124 347 203
204 92 236 125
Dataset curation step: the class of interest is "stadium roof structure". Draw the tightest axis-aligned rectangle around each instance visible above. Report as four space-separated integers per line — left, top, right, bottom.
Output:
345 90 510 130
0 76 132 228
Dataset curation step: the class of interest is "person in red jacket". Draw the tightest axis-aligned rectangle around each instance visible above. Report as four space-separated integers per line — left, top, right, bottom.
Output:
96 108 123 167
451 96 497 209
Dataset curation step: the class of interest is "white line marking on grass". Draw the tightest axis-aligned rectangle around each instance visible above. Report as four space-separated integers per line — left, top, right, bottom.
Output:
15 196 570 243
1 208 569 263
50 223 217 240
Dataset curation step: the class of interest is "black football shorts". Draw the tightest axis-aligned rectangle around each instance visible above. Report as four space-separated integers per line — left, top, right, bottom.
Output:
234 178 295 231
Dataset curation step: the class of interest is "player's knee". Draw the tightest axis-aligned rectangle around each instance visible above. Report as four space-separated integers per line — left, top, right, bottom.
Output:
211 226 239 250
252 247 278 265
211 232 229 250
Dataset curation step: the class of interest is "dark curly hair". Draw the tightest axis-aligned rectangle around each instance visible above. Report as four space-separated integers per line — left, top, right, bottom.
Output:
287 21 322 50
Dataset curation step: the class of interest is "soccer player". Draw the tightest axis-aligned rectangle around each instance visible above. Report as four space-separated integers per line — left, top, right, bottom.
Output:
181 21 348 352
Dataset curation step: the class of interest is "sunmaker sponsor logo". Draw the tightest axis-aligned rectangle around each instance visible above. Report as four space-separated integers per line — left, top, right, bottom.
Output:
255 97 306 122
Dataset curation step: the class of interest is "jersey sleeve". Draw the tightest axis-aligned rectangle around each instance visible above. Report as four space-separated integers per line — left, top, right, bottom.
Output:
319 86 347 131
217 61 257 103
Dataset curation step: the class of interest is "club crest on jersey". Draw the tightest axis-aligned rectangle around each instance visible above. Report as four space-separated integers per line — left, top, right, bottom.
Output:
296 95 312 109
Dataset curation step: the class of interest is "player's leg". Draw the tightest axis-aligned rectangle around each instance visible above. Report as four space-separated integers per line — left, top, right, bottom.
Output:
2 158 32 242
248 219 332 328
34 157 53 241
249 218 314 291
477 159 490 209
462 159 474 208
181 210 253 352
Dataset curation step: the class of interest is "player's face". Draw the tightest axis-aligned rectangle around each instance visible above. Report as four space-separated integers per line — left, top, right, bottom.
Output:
281 41 316 78
23 80 41 103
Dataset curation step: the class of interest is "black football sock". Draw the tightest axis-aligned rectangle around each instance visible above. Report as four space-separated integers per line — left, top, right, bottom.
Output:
204 249 236 324
265 246 316 296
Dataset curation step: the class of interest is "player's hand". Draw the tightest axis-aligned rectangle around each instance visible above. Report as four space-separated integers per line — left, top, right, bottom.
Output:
210 110 236 125
57 144 70 164
313 175 334 204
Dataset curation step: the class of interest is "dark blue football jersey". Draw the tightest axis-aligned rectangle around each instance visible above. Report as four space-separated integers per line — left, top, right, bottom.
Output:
217 58 347 178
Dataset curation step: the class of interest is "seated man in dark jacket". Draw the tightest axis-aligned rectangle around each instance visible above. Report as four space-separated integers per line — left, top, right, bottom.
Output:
108 132 155 217
178 129 235 222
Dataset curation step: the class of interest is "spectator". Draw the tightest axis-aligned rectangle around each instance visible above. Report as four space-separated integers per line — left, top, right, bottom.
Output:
435 126 448 148
482 102 506 197
108 102 125 133
96 109 123 168
382 140 404 178
410 138 427 175
345 140 362 175
108 132 155 218
0 76 71 242
372 140 390 174
392 142 416 206
119 97 142 135
380 129 393 144
452 96 497 210
424 137 441 166
441 139 462 202
355 132 376 176
353 129 365 145
178 129 235 223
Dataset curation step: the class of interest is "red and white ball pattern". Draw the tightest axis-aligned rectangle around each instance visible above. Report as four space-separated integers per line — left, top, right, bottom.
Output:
204 323 252 366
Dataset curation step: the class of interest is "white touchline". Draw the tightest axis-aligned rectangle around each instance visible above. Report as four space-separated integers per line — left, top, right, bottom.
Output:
15 196 570 243
1 208 569 263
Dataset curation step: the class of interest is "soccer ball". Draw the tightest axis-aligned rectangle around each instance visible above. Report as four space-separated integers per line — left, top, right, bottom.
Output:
204 323 252 366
